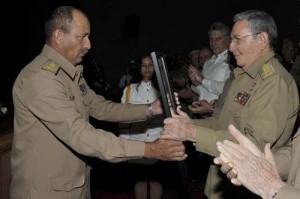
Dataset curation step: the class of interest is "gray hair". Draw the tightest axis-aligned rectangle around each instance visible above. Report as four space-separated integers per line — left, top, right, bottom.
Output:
208 22 231 40
188 49 201 58
233 10 278 47
44 6 85 41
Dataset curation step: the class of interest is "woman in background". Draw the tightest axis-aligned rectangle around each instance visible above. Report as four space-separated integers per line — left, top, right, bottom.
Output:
120 53 164 199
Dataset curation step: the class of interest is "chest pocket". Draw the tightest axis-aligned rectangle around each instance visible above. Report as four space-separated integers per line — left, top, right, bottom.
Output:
66 86 81 112
228 75 260 119
51 174 85 191
66 82 89 121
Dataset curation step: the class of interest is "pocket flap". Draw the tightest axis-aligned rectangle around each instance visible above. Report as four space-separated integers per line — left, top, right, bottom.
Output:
52 174 85 191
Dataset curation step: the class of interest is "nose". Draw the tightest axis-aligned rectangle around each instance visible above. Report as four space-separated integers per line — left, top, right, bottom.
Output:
229 42 235 52
84 37 92 50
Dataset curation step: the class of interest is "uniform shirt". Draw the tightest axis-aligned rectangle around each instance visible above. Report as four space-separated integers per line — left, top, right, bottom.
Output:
191 49 231 102
193 51 299 198
11 44 148 199
120 81 163 142
273 128 300 199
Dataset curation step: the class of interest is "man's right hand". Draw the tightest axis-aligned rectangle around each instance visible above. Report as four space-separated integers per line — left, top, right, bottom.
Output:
144 139 187 161
161 106 196 142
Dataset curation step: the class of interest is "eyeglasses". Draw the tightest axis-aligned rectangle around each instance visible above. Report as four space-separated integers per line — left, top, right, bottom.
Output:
230 32 261 45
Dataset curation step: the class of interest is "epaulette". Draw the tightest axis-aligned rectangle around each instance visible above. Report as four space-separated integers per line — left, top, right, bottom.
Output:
259 63 276 80
42 60 60 75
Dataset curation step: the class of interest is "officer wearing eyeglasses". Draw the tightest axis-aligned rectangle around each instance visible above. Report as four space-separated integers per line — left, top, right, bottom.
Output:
161 9 299 199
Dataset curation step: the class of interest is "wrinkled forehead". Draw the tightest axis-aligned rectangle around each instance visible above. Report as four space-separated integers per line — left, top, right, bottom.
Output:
71 10 90 32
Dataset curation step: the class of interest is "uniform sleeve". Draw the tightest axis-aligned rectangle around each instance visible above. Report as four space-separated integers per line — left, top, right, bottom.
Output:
193 117 216 128
194 126 231 156
274 128 300 180
24 74 145 162
275 185 300 199
87 85 147 123
243 75 298 150
273 144 292 180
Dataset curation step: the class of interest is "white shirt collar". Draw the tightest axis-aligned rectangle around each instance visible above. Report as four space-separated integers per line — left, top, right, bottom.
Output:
142 81 152 90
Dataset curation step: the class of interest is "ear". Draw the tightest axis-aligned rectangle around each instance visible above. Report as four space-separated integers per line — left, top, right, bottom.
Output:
52 29 64 45
259 32 269 49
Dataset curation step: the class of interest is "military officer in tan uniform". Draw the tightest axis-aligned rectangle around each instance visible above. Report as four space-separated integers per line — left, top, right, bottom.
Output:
161 10 299 199
10 6 186 199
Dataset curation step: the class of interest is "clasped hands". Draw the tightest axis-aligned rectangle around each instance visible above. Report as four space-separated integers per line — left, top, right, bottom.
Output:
213 124 285 197
160 105 197 142
151 93 196 162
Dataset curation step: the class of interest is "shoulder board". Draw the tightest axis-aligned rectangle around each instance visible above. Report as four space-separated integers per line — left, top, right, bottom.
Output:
42 60 60 75
259 63 276 80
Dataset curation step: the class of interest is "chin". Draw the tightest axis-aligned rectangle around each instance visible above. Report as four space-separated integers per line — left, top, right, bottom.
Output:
76 57 83 64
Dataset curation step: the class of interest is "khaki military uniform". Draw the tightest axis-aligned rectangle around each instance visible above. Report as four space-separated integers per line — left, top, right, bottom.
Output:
11 44 148 199
193 51 299 198
273 127 300 199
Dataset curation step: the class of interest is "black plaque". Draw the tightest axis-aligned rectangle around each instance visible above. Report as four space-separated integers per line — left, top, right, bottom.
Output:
151 51 177 118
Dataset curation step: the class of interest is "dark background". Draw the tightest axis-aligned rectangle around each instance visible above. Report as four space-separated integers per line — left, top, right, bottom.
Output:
2 0 300 104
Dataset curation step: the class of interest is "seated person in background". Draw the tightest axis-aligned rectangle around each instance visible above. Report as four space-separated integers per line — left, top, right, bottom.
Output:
171 71 196 118
120 53 164 199
188 73 232 117
188 52 236 117
189 22 231 105
198 46 213 72
214 124 300 199
188 49 201 70
170 53 189 79
170 53 195 116
176 48 213 102
280 37 299 72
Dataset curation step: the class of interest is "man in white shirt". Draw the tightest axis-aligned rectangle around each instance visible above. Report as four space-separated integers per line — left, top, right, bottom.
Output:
189 22 231 103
